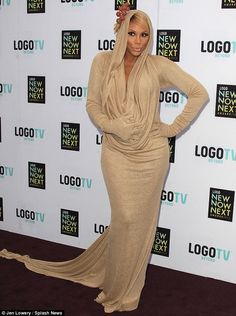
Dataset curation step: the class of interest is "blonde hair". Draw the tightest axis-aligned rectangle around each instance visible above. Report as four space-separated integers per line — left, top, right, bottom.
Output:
130 11 149 27
114 10 149 34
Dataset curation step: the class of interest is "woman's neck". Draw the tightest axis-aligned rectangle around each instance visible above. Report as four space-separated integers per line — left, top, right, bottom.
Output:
124 55 138 81
124 53 138 66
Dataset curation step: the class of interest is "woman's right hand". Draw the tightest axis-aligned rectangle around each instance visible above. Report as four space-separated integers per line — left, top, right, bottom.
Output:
109 116 143 142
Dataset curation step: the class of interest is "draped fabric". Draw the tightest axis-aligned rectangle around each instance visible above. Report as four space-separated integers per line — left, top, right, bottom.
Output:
88 10 160 153
0 10 209 313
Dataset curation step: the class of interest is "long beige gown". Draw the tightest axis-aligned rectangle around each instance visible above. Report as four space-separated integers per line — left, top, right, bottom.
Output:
0 10 209 313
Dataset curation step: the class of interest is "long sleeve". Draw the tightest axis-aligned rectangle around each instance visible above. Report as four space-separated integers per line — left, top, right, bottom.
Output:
86 52 111 131
86 53 143 142
157 56 209 137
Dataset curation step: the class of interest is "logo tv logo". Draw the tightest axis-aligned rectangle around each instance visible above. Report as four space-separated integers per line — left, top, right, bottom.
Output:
189 243 230 262
222 0 236 8
14 40 44 52
160 90 186 108
201 40 236 57
156 30 181 62
61 0 96 6
208 187 234 222
28 162 46 190
98 39 115 51
15 126 45 141
94 223 108 234
0 82 12 95
114 0 137 10
0 197 3 221
61 122 80 151
195 144 236 163
215 84 236 118
60 174 92 191
62 31 81 59
96 134 103 145
0 165 14 178
27 0 45 13
16 208 45 223
161 189 187 206
28 76 45 104
60 85 88 101
0 0 11 8
61 209 79 237
152 227 170 257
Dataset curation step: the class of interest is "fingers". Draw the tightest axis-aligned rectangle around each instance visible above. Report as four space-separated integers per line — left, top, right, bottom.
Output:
112 118 144 142
123 126 144 142
123 114 135 124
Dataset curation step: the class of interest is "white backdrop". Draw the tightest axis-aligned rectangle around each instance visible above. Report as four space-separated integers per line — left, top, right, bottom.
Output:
0 0 236 284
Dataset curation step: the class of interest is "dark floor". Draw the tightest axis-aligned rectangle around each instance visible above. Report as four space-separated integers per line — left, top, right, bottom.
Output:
0 229 235 316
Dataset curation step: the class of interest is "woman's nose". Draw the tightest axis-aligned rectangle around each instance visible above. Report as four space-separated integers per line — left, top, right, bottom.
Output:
135 36 141 44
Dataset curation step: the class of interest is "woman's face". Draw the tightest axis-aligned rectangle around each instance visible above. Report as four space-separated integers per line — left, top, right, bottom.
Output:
125 18 150 60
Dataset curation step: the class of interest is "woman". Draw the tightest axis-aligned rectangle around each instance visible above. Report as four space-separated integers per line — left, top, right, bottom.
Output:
0 5 209 314
85 5 209 312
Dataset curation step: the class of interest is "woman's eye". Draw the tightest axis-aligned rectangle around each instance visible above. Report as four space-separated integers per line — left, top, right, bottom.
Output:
127 31 149 37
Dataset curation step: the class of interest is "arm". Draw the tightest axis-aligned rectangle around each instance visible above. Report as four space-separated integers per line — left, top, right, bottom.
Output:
158 56 209 137
86 53 142 142
86 53 111 132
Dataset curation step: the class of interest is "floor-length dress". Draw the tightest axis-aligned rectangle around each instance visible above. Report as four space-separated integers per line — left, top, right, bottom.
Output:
0 133 169 313
0 10 209 314
98 134 169 311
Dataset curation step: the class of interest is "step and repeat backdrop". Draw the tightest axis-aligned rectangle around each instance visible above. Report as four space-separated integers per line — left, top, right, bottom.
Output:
0 0 236 284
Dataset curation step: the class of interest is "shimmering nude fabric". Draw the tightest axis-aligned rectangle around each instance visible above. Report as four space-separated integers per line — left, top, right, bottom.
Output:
0 10 209 313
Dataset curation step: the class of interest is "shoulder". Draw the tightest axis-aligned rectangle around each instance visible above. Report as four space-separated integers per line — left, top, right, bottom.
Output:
148 55 183 83
148 55 175 69
92 51 112 67
89 52 112 78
